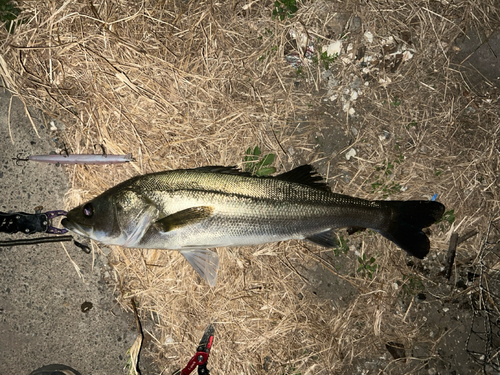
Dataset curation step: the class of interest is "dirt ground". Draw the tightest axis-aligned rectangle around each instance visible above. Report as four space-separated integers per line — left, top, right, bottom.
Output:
297 25 500 375
297 26 500 374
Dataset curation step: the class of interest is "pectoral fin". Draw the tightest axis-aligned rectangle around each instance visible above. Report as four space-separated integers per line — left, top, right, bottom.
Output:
123 205 159 247
155 206 214 232
180 249 219 287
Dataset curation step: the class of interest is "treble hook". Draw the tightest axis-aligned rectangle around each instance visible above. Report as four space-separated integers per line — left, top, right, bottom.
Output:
93 143 107 157
60 145 70 156
13 153 29 166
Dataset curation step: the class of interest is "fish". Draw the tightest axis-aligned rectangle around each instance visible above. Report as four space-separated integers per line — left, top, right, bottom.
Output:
61 165 445 286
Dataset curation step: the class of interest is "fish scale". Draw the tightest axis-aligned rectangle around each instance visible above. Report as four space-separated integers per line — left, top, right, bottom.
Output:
62 165 445 286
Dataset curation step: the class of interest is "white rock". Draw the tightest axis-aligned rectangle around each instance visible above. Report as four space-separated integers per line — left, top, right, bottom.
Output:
378 77 392 87
289 28 311 49
382 36 394 45
345 148 356 160
402 50 414 62
323 40 342 56
164 336 175 345
364 31 374 43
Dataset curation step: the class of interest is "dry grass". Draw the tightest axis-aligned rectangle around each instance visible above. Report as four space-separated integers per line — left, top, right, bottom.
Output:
1 0 499 373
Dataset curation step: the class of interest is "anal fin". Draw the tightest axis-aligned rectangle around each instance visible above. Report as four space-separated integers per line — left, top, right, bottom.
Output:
306 229 338 248
180 249 219 287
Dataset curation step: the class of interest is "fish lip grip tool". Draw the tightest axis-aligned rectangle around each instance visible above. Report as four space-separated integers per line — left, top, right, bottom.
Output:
0 209 68 235
180 324 215 375
0 209 75 248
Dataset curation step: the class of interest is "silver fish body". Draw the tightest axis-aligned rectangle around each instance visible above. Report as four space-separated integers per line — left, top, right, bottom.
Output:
62 165 445 286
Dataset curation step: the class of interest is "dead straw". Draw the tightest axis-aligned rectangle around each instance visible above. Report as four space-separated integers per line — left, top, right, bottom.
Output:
0 0 498 373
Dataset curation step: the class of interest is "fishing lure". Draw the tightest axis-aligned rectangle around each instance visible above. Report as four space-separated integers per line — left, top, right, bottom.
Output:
16 153 133 165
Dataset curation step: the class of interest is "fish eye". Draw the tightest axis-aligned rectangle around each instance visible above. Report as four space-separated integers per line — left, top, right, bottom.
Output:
82 203 94 218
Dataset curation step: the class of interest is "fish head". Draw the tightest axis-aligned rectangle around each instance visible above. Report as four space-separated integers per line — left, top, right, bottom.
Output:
62 188 158 246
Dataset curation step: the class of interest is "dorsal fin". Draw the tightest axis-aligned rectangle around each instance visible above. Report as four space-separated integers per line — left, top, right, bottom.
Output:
192 165 331 191
192 166 253 177
275 165 331 191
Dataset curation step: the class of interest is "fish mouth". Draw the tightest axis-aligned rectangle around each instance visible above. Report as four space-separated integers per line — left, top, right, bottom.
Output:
61 218 91 238
61 218 119 244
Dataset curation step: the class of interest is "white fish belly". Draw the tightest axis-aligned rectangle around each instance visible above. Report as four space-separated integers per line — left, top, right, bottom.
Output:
137 212 334 250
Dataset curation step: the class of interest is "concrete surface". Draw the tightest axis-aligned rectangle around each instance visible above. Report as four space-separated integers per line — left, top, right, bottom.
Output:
453 28 500 90
0 87 135 375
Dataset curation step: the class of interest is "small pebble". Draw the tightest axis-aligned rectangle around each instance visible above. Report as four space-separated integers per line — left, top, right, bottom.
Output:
345 148 356 160
379 130 391 141
350 16 362 32
364 31 374 44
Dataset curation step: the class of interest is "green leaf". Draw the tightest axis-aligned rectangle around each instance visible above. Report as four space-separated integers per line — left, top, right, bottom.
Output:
256 167 276 177
442 209 455 225
260 153 275 166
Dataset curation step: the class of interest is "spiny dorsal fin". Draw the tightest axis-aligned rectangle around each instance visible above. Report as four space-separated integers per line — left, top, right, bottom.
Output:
275 165 331 191
193 165 331 191
192 166 252 176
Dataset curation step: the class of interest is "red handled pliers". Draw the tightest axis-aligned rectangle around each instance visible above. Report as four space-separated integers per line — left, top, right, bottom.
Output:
180 324 214 375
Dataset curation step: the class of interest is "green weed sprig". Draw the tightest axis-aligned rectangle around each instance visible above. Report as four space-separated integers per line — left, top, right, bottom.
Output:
244 146 276 177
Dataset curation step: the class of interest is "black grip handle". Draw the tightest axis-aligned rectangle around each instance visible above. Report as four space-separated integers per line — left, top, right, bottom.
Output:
0 212 48 234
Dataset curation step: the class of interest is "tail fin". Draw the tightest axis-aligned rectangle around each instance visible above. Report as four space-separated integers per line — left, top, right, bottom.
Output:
379 201 445 259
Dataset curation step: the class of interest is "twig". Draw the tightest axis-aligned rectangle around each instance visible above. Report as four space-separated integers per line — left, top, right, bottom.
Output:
444 232 459 279
7 96 13 144
129 298 144 375
458 230 478 245
443 230 478 279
